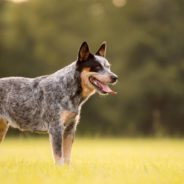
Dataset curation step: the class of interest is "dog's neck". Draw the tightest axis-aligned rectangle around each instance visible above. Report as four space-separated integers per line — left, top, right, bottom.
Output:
52 62 94 110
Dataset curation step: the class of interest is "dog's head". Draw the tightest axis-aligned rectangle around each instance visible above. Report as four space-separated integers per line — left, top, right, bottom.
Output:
76 41 118 97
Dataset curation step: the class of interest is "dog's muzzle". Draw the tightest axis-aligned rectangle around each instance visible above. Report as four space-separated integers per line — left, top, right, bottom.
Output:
110 74 118 83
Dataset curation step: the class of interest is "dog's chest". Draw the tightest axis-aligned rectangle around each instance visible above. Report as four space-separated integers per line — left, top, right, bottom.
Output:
60 111 79 125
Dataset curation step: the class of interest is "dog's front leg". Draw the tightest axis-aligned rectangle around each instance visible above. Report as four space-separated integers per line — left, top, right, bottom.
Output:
49 124 64 165
63 122 76 164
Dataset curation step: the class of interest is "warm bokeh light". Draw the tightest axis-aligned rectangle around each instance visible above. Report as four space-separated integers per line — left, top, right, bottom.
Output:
2 0 183 137
112 0 126 7
7 0 27 3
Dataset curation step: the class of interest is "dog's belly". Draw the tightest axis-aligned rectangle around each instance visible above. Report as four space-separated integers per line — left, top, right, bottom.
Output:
7 118 48 132
5 103 48 132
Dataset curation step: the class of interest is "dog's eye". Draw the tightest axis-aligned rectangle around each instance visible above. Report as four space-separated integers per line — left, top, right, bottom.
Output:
95 65 102 71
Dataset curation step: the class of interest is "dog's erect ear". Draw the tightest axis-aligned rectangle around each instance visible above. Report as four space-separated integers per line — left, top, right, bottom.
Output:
96 41 107 57
78 42 90 61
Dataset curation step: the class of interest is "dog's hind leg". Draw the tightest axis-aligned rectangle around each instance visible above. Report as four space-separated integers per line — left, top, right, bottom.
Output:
0 118 9 143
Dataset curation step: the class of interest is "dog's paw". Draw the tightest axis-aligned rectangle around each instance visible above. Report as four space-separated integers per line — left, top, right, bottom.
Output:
55 157 65 166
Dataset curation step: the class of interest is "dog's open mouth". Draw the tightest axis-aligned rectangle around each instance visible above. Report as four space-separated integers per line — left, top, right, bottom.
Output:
89 76 117 95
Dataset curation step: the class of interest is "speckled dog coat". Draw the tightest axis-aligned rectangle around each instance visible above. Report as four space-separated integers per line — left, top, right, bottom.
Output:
0 42 118 165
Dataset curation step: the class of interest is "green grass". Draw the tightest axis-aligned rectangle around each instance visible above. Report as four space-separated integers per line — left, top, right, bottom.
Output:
0 137 184 184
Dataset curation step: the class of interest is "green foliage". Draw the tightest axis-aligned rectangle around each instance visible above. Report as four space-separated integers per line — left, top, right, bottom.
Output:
0 0 184 135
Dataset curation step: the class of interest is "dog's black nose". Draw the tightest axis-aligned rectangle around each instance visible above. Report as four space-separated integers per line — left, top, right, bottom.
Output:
111 75 118 83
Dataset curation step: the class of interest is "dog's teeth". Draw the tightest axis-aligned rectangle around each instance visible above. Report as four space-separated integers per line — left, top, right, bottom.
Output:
94 80 98 85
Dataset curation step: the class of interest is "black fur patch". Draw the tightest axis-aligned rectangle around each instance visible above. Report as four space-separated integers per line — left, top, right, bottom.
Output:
76 54 103 72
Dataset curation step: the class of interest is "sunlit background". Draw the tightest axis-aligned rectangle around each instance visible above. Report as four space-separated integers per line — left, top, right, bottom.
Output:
0 0 184 137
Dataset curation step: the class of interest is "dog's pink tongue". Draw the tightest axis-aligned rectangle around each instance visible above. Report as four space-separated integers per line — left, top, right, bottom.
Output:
101 84 117 95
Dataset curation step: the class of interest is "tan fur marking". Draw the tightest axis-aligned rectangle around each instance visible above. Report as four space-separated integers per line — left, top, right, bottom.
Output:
81 68 95 97
63 133 74 164
0 119 9 142
61 111 77 125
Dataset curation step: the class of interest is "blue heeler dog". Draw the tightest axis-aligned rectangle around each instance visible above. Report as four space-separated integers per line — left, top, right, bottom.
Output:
0 42 118 165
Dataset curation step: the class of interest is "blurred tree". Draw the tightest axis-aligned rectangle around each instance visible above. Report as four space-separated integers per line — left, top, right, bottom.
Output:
0 0 184 136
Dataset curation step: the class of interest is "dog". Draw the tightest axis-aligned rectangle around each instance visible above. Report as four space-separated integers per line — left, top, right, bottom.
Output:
0 42 118 165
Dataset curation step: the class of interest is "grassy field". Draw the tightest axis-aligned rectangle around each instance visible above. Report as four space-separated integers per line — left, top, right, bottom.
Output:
0 137 184 184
